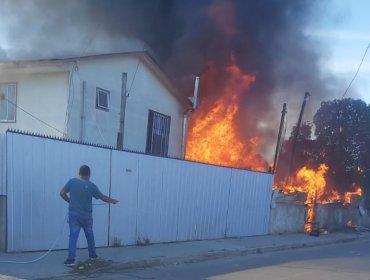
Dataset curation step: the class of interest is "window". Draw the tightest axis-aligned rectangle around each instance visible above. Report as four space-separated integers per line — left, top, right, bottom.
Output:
96 87 110 111
0 83 17 122
146 110 171 157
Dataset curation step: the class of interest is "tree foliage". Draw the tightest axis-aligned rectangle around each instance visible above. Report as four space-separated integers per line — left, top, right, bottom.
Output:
313 98 370 194
275 98 370 198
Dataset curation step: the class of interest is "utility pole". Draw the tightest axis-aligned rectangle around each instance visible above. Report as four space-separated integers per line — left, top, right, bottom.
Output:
272 103 287 174
117 72 127 150
289 92 310 175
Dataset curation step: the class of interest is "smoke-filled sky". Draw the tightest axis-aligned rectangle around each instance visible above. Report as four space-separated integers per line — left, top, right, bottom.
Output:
0 0 368 159
306 0 370 104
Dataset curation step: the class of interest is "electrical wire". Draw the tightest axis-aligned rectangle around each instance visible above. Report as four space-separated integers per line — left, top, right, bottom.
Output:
335 42 370 145
126 0 160 98
342 42 370 99
86 104 109 146
1 95 64 136
64 62 78 134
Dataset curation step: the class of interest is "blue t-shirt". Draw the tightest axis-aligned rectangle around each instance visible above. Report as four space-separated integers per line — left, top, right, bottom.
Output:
62 178 103 214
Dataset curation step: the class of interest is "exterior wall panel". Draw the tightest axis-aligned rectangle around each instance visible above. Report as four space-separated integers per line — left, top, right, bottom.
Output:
0 134 5 195
6 132 110 252
109 150 139 246
226 169 273 237
5 132 273 252
0 72 69 136
67 55 185 158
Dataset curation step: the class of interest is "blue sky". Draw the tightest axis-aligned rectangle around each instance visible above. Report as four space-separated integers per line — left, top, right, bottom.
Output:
307 0 370 103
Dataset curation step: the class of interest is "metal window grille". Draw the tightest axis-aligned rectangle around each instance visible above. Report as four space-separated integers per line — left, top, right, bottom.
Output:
0 83 17 122
96 87 110 111
146 110 171 157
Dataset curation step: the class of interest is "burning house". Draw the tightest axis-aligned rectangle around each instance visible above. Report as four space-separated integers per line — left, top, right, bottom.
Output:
1 0 369 234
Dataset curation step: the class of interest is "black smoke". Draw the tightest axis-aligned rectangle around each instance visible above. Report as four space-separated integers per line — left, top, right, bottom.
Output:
0 0 339 160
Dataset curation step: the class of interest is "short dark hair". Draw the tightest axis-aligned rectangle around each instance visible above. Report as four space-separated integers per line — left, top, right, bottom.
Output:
79 165 91 176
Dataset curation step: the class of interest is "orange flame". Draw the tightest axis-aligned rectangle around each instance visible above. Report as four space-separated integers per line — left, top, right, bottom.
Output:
344 186 362 204
275 164 363 232
278 164 331 204
185 56 268 171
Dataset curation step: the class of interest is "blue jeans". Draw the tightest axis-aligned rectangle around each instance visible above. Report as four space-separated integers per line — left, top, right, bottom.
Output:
67 212 96 260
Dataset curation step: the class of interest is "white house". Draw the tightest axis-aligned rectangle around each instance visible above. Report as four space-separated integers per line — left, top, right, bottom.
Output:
0 51 192 158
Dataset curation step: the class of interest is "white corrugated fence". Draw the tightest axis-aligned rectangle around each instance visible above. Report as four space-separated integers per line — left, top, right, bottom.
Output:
2 131 273 252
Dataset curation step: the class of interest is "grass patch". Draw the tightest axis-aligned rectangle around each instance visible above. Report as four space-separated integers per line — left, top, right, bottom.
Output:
72 257 113 275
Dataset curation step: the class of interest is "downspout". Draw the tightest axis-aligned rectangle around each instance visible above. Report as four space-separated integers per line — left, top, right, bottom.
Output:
181 75 200 159
79 81 86 141
117 72 127 150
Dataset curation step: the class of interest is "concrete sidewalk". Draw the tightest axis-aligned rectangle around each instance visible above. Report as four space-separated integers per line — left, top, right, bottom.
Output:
1 231 370 280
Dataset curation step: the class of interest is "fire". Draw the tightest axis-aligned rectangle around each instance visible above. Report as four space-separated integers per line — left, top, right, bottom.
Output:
275 164 363 232
344 186 362 204
278 164 333 204
286 164 331 232
275 164 363 205
185 55 268 171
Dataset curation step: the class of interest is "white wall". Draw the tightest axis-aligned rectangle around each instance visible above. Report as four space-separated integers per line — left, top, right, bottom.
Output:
0 71 69 136
68 54 185 157
0 54 186 158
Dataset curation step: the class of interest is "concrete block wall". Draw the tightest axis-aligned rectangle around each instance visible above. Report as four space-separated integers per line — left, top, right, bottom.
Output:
269 202 306 234
269 201 370 234
317 204 370 231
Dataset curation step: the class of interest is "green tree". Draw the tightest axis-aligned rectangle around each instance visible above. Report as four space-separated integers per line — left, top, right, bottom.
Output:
313 98 370 194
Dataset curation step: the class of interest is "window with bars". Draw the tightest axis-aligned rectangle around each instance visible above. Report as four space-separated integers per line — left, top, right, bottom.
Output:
0 83 17 122
146 110 171 157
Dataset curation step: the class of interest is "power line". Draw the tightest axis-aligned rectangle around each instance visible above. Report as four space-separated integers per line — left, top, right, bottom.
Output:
1 96 65 135
126 0 160 98
342 42 370 99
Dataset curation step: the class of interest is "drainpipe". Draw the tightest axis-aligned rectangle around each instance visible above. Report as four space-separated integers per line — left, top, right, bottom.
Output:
181 75 200 159
117 72 127 150
79 81 86 141
181 113 190 159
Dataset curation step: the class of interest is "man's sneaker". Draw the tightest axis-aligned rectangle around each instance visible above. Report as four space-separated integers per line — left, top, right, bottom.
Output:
89 254 98 259
64 259 75 267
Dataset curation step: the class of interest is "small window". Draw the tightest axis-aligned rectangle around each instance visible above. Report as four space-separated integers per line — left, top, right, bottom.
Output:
96 87 110 111
0 83 17 122
146 110 171 157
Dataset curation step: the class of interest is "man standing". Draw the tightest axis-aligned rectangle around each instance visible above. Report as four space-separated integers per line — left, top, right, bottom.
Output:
60 165 119 267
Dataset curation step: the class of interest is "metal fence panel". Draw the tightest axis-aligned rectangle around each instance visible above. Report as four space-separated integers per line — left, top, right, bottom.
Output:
226 169 273 237
6 132 110 252
5 131 273 251
0 134 5 195
135 155 173 243
175 162 231 241
109 154 272 244
109 150 139 246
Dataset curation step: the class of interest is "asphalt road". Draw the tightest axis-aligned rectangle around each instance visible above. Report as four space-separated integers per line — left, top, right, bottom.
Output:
83 239 370 280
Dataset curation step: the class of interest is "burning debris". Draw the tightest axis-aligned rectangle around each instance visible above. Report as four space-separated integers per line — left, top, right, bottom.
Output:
1 1 369 234
274 164 364 233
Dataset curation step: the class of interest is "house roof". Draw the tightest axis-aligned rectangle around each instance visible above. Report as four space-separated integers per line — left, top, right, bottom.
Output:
0 51 193 109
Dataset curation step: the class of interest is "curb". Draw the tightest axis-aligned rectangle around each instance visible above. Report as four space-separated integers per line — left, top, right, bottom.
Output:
44 233 370 279
106 233 370 272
